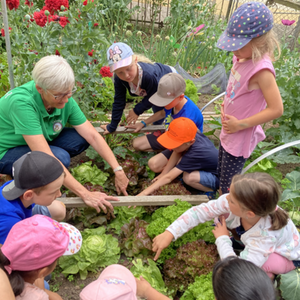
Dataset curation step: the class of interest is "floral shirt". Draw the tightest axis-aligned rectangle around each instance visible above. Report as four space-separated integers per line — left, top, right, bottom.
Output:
129 63 147 97
167 194 300 267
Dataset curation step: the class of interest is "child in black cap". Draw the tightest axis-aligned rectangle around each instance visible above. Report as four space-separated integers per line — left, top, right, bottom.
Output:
0 151 65 244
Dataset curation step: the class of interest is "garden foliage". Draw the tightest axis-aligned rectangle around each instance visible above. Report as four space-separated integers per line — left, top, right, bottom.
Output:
146 199 215 263
279 269 300 300
130 258 170 297
181 272 214 300
163 240 218 296
59 226 120 280
120 218 153 259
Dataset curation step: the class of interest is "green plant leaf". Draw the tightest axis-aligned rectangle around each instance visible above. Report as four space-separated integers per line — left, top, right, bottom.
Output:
279 269 300 300
286 171 300 191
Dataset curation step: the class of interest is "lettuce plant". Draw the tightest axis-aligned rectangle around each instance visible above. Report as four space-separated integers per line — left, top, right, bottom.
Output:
120 218 153 259
59 227 120 280
130 259 170 297
181 272 214 300
163 240 218 296
146 200 215 263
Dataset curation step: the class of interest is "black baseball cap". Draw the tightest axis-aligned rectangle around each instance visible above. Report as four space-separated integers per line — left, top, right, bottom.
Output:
2 151 64 200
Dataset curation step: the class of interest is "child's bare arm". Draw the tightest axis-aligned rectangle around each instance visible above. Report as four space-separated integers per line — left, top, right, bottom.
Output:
138 166 183 196
45 290 63 300
125 110 166 132
223 69 283 133
0 269 15 300
136 276 171 300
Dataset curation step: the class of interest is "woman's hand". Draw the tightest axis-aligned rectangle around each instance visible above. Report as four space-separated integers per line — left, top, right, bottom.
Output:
82 191 119 214
126 109 138 125
212 216 229 239
114 170 129 195
152 231 174 261
100 124 110 135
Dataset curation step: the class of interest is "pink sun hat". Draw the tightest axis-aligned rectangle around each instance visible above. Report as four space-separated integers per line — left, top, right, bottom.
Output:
80 264 137 300
1 215 82 274
107 42 134 72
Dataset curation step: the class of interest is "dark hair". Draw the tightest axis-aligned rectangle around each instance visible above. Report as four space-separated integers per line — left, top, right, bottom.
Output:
232 172 289 230
213 257 276 300
0 248 25 296
0 248 56 297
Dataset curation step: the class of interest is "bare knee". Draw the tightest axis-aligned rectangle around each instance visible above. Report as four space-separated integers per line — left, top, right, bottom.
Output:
183 171 199 185
48 200 66 221
148 156 164 173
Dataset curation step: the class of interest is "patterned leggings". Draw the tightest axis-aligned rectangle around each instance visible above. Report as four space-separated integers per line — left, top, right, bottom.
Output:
217 143 247 194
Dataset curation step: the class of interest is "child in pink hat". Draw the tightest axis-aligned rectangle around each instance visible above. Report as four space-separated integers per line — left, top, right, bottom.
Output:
80 264 170 300
0 215 82 300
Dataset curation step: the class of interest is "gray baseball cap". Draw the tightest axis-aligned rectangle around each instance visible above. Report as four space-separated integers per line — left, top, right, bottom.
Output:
149 73 186 107
2 151 64 200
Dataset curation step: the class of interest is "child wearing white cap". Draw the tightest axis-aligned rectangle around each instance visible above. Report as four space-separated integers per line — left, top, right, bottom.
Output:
101 42 177 134
80 264 170 300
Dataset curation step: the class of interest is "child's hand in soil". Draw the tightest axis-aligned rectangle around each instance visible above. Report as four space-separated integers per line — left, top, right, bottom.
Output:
152 231 174 261
100 124 110 135
125 122 144 132
126 109 138 125
212 216 229 239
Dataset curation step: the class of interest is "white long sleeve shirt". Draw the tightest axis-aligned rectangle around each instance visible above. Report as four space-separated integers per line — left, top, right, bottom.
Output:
167 194 300 267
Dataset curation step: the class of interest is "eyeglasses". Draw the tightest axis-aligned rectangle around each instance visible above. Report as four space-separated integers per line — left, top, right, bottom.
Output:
47 87 77 100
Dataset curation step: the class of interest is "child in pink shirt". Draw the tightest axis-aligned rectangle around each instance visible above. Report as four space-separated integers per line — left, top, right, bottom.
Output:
216 2 283 194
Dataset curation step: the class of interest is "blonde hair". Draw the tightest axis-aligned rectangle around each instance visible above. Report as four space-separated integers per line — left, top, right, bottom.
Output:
133 54 154 64
250 29 281 62
231 172 288 231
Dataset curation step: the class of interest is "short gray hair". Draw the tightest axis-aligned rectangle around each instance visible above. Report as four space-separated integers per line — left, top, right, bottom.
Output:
32 55 75 91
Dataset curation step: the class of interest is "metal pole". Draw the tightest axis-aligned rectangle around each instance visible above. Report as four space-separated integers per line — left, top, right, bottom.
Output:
1 0 15 89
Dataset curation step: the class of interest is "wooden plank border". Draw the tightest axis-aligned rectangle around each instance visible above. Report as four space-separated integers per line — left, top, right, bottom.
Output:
59 195 209 208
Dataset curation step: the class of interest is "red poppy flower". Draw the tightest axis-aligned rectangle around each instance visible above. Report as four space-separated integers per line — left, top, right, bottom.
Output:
59 16 69 28
44 0 69 13
25 0 33 6
6 0 19 10
34 10 47 27
83 0 87 5
94 23 99 27
55 50 60 56
99 66 113 77
1 27 12 37
88 49 94 57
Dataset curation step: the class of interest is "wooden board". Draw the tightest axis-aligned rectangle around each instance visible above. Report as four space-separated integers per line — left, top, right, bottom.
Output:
58 195 209 208
95 125 165 134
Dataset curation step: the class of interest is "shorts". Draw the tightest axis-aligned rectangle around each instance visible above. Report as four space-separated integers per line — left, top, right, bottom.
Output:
199 171 219 191
162 149 219 191
147 130 166 151
32 204 51 218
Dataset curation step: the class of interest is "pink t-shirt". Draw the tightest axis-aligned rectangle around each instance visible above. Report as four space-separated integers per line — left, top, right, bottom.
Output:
16 282 49 300
220 55 275 158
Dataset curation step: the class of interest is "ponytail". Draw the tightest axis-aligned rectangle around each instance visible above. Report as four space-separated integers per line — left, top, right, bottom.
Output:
269 208 289 231
0 248 24 297
134 54 154 64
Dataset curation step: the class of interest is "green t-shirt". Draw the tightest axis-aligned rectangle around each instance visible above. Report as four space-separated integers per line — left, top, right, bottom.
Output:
0 81 87 160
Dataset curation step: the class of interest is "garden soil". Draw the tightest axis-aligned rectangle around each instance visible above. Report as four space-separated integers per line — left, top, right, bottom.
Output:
56 94 297 299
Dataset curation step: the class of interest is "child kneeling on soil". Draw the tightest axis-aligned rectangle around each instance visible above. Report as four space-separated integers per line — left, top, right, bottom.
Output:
152 172 300 280
0 151 66 244
80 264 170 300
126 73 204 152
0 215 82 300
138 117 219 197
